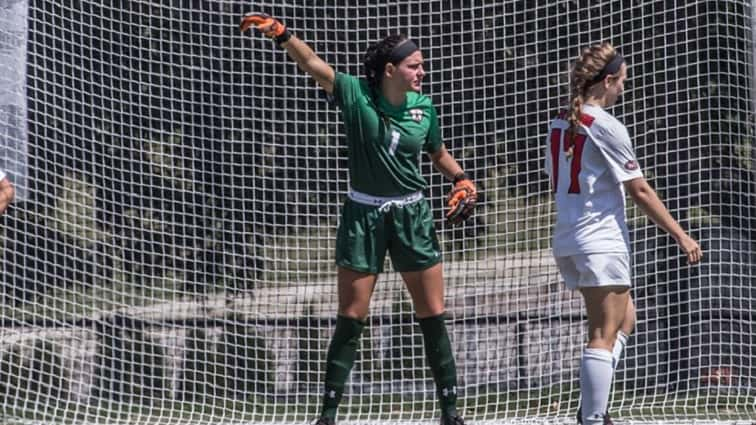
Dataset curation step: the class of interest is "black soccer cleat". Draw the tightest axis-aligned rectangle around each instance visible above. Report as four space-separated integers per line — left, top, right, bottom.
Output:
440 413 466 425
312 417 335 425
576 406 613 425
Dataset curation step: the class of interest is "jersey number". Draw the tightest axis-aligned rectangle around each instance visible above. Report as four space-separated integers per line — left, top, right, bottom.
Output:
550 128 586 194
388 130 400 156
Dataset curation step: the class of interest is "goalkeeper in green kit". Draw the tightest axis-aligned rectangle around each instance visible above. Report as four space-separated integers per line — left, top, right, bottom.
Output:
241 12 476 425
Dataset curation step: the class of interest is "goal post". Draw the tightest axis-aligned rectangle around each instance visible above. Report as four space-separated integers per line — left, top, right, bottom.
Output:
0 1 752 424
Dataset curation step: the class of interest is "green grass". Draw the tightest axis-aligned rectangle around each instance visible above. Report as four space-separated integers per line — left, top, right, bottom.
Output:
1 386 754 424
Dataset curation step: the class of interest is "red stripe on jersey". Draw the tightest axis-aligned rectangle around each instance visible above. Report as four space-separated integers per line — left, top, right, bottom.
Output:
549 111 594 194
549 128 561 192
579 113 595 127
568 133 587 194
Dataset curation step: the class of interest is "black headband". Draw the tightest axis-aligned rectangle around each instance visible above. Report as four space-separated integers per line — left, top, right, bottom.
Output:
388 39 419 65
587 54 625 86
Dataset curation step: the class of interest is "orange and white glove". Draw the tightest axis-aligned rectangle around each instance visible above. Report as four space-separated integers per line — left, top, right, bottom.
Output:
446 173 477 225
239 12 292 46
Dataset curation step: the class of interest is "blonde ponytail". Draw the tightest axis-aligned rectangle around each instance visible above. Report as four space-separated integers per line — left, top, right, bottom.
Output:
567 42 617 136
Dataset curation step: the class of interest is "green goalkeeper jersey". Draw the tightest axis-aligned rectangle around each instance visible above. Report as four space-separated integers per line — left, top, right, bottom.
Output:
333 72 442 197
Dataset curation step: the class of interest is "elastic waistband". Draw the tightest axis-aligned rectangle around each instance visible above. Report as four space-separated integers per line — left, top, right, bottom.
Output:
347 188 424 212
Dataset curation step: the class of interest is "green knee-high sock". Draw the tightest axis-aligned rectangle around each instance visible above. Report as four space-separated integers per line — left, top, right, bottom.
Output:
418 313 458 417
321 315 366 419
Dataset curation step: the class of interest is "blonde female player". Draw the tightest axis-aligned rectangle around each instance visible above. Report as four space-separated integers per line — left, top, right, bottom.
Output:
544 42 702 425
240 12 476 425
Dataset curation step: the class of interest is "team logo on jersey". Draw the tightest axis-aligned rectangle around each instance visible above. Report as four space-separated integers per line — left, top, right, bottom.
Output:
624 160 639 170
409 108 424 122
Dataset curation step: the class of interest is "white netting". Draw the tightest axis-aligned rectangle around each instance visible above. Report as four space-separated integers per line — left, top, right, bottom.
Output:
0 0 753 424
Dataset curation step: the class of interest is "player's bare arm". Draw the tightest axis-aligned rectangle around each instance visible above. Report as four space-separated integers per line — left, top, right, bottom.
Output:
428 145 463 181
240 12 335 93
624 177 702 264
429 146 478 225
281 37 335 93
0 177 15 215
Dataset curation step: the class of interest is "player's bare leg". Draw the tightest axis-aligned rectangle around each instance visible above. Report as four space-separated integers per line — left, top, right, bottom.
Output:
578 292 635 424
617 295 636 356
402 263 465 425
402 263 445 318
577 286 629 425
336 267 378 320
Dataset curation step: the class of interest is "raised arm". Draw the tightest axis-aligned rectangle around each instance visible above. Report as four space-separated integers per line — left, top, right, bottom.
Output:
240 13 335 94
624 176 702 264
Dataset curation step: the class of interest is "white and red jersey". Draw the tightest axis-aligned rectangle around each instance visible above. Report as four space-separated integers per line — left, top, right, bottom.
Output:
544 104 643 256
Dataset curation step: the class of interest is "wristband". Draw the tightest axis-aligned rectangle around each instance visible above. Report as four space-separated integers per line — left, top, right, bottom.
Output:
453 172 469 184
275 30 292 46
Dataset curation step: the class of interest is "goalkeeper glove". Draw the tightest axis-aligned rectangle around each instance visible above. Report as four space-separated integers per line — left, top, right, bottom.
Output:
446 172 477 225
239 12 292 46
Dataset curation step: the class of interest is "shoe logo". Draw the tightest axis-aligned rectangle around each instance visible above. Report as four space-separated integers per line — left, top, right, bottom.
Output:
326 390 336 399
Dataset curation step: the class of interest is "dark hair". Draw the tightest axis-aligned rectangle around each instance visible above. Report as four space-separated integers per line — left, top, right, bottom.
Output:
363 34 408 91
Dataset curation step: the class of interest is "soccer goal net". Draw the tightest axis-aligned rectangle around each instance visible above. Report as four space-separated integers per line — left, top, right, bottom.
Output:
0 1 753 424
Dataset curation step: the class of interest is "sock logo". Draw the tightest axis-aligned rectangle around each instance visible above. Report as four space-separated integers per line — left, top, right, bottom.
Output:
441 386 457 397
326 390 337 399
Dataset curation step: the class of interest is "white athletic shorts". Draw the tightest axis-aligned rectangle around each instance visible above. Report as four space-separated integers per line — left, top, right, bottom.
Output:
555 252 631 290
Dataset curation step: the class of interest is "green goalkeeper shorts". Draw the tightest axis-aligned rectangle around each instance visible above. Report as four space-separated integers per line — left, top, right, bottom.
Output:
335 197 442 273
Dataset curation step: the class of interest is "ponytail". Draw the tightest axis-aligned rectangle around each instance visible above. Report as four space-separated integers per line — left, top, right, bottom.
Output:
567 42 618 136
362 34 408 126
567 94 584 141
363 34 407 93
